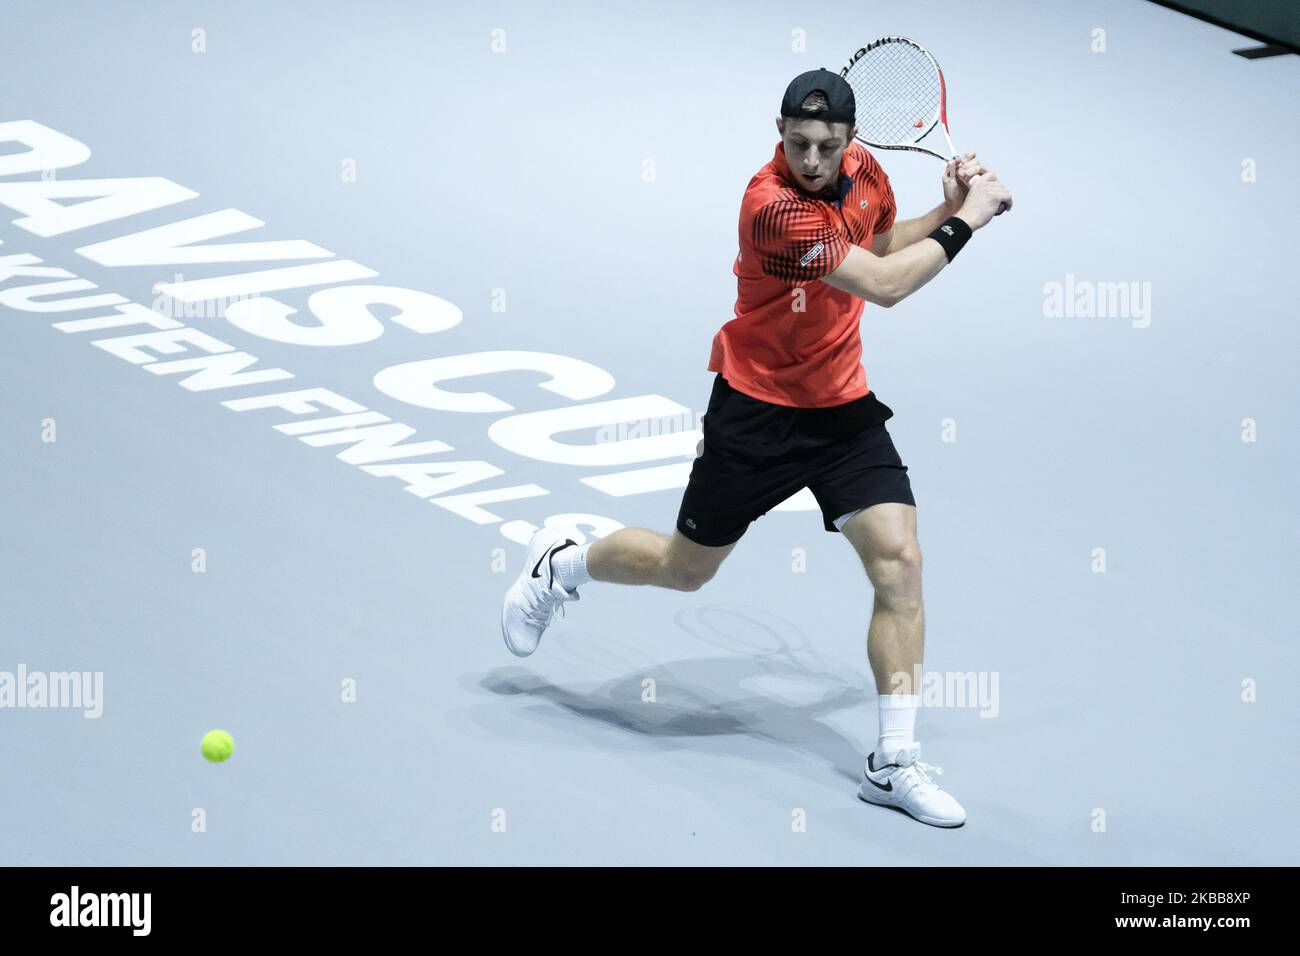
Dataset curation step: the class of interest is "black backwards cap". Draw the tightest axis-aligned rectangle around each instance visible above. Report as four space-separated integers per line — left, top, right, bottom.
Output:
779 69 856 125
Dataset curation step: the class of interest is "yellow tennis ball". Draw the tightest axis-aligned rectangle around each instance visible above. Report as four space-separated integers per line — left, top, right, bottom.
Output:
201 729 234 763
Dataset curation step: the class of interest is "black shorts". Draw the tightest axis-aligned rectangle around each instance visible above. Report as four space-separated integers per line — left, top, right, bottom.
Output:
676 374 915 547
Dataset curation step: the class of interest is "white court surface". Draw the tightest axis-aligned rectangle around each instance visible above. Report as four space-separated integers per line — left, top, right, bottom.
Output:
1 0 1297 864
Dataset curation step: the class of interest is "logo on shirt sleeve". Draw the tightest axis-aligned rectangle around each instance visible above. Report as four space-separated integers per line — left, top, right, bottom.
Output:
799 241 825 266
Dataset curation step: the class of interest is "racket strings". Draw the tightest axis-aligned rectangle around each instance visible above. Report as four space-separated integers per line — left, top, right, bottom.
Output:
844 42 942 146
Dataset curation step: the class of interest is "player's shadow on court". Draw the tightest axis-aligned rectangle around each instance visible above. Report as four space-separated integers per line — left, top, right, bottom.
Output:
479 604 903 786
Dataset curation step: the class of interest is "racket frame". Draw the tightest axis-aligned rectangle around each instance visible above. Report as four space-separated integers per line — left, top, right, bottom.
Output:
840 35 958 161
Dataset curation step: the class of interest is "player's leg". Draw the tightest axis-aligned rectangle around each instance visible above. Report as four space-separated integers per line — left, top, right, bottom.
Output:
839 502 965 827
568 372 792 593
806 423 923 700
808 419 966 827
584 528 737 591
840 502 924 697
500 372 783 657
501 523 740 657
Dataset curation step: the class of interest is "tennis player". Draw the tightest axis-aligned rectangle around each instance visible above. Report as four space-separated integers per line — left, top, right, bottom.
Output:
502 69 1013 828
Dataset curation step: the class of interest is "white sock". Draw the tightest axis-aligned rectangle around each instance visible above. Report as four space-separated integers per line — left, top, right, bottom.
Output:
876 694 919 761
551 542 592 591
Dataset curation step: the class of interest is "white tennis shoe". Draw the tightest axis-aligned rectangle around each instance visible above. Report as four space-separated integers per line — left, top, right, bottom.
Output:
858 743 967 828
501 529 581 658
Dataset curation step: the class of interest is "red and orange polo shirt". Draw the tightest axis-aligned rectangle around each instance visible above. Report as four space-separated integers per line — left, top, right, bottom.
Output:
708 140 897 408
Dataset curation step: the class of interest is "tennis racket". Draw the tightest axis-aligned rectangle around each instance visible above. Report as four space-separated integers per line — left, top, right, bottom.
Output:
840 35 1006 213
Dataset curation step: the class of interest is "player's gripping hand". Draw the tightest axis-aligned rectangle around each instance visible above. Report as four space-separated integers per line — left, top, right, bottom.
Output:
943 151 988 209
957 171 1013 230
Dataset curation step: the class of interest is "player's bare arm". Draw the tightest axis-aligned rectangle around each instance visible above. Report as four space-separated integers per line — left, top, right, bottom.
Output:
823 171 1012 306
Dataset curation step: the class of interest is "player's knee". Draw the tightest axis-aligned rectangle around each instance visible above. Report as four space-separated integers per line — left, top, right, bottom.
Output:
667 562 717 592
867 538 923 604
897 541 923 583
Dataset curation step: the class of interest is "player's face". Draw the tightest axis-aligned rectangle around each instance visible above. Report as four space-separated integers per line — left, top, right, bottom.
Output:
779 118 851 194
